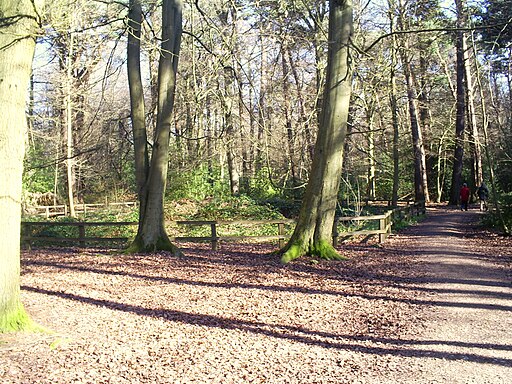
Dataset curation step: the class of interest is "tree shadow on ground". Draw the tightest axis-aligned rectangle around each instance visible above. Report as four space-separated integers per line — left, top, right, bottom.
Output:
21 285 512 367
23 258 512 312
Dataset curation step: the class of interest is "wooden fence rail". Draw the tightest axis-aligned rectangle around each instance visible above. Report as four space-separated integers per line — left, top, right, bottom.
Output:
27 202 137 218
21 219 296 250
333 200 424 245
21 201 425 249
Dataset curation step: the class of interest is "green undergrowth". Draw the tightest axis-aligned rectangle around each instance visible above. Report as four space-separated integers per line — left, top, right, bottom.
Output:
481 193 512 235
22 196 421 248
22 209 139 247
167 195 291 239
392 213 424 231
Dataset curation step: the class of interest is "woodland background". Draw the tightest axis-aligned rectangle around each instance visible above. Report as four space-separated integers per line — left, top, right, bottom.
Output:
23 0 512 226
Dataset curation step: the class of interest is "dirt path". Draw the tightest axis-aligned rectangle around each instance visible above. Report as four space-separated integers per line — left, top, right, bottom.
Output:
1 206 511 383
382 206 512 383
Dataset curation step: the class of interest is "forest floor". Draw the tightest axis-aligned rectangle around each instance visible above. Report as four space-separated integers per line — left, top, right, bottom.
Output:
1 206 511 383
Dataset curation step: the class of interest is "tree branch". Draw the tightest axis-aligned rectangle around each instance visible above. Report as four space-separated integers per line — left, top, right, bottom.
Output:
363 20 512 53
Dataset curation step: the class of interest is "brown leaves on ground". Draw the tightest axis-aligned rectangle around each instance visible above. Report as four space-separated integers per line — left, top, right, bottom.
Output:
1 218 510 383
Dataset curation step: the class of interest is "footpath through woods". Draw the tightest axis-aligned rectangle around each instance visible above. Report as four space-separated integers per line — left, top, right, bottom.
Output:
1 206 511 383
382 206 512 383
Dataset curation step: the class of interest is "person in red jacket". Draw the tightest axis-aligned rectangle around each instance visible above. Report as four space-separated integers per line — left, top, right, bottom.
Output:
460 182 471 211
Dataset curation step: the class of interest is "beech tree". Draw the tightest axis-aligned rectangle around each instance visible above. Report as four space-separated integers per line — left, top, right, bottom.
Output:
0 0 45 332
127 0 184 254
279 0 353 263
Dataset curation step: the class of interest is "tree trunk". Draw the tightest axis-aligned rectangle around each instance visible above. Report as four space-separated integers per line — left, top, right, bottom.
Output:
388 4 400 206
255 15 268 174
464 34 483 189
127 0 149 222
472 37 510 234
281 43 298 186
128 0 183 254
287 46 314 170
449 0 466 205
366 106 376 200
280 0 353 263
435 132 448 203
0 0 44 332
396 0 429 203
224 74 240 197
219 7 241 196
402 56 429 202
65 31 76 217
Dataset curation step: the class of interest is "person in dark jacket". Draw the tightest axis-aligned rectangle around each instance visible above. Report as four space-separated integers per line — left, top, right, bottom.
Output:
477 182 489 211
460 183 471 211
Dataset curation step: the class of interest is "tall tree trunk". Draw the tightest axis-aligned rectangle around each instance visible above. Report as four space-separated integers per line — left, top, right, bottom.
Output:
65 30 76 217
388 4 400 206
366 107 376 200
435 132 448 203
128 0 184 254
127 0 149 227
224 66 240 196
280 0 353 263
281 43 298 186
396 4 429 203
255 15 268 174
402 54 429 202
449 0 466 205
219 7 240 196
0 0 44 332
287 47 314 169
465 33 483 188
472 37 510 234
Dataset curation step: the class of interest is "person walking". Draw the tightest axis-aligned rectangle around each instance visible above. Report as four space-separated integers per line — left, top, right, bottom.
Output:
460 183 471 211
477 182 489 211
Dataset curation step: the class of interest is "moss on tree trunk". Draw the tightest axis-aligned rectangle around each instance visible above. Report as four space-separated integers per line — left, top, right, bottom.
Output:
281 239 345 264
0 303 39 333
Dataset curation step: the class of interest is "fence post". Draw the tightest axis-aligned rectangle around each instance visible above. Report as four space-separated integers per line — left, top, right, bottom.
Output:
379 216 385 243
78 223 86 247
278 222 285 248
210 222 218 251
22 223 32 249
332 217 339 246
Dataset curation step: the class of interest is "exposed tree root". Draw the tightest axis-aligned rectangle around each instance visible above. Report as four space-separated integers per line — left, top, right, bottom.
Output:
280 239 346 263
126 235 184 256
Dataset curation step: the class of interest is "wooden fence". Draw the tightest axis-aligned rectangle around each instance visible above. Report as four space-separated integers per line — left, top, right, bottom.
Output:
21 219 295 250
27 201 137 218
21 201 425 249
333 200 425 245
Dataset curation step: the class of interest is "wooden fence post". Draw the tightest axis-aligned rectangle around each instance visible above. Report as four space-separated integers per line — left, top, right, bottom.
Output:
23 223 32 249
332 217 339 246
78 223 86 247
278 222 285 248
210 222 218 251
379 216 385 243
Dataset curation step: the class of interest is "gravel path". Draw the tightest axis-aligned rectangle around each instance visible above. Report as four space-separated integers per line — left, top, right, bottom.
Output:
1 206 511 383
382 207 512 383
